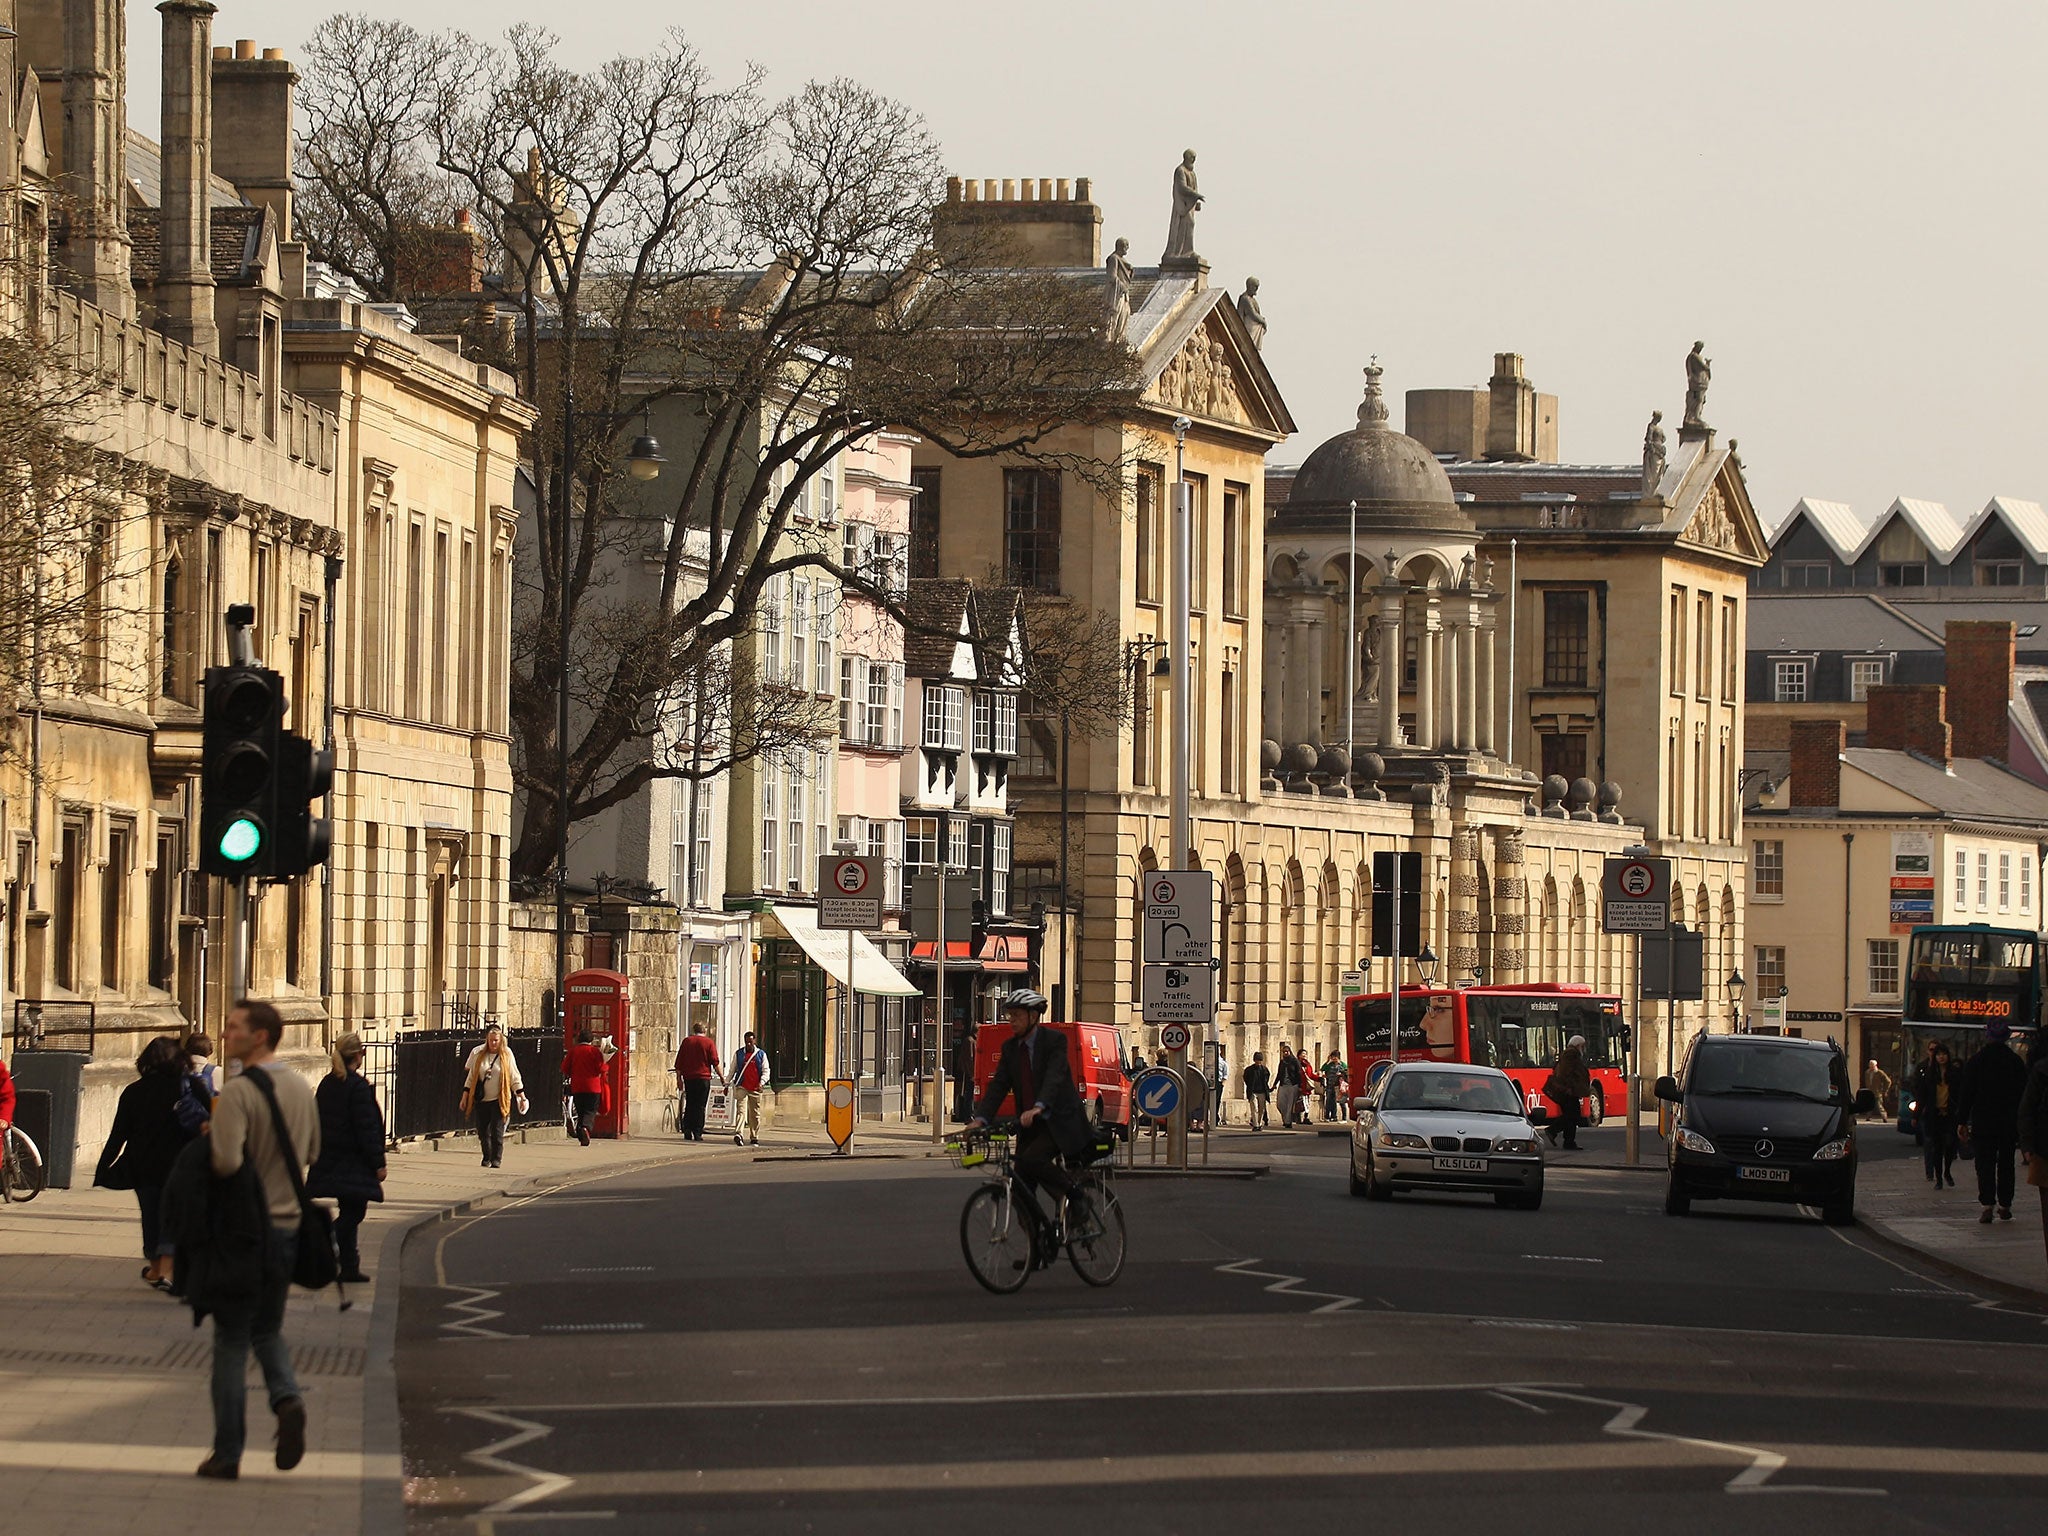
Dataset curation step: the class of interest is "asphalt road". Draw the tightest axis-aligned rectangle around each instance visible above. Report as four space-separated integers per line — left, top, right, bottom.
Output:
397 1124 2048 1534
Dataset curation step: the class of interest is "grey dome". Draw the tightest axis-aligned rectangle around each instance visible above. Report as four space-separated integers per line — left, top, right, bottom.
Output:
1274 362 1472 537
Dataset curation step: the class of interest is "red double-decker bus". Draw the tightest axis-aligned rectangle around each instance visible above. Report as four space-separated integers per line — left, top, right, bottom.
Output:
1345 983 1631 1124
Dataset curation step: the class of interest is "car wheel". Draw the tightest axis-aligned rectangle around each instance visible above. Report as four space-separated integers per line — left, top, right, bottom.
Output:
1364 1149 1394 1202
1589 1085 1605 1127
1348 1146 1369 1198
1664 1177 1691 1216
1822 1197 1856 1227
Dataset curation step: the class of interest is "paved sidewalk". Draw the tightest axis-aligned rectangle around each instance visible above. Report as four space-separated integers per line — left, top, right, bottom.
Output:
0 1119 735 1536
1853 1135 2048 1299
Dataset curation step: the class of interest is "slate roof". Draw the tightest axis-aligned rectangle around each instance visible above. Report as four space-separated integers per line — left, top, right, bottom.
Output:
903 578 972 679
1443 462 1639 505
1747 592 1941 653
1842 748 2048 825
125 206 270 284
123 129 250 215
1766 494 2048 567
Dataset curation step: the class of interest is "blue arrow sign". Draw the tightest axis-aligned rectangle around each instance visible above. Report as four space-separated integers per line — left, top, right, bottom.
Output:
1133 1068 1181 1120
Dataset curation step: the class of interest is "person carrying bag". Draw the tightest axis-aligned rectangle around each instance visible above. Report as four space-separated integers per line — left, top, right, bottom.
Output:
246 1068 340 1297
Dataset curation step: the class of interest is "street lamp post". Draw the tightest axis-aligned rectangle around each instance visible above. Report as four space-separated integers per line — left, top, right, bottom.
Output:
553 385 663 1041
1728 968 1746 1033
1169 415 1193 1169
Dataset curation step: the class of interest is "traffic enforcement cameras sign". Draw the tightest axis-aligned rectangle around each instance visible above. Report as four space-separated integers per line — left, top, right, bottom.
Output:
1601 855 1673 934
1143 962 1215 1023
1144 869 1215 964
818 855 882 929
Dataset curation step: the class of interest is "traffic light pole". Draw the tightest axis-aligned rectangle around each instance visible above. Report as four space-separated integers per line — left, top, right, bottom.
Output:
228 876 250 1006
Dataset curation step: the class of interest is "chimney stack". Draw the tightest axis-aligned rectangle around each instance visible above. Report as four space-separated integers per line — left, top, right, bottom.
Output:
157 1 219 352
1866 683 1951 762
211 36 296 234
58 0 132 315
1788 718 1846 809
1944 620 2015 761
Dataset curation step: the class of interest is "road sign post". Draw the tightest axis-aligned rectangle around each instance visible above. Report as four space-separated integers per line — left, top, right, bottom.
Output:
1142 870 1215 1169
1603 854 1672 1167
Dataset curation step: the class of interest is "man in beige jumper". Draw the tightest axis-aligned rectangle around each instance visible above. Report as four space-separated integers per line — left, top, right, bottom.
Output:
197 999 320 1480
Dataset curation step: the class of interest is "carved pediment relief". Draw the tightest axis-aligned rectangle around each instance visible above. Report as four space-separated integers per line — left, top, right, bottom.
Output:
1148 320 1250 426
1684 484 1736 551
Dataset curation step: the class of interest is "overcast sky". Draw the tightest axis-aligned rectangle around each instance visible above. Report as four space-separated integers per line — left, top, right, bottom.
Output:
127 0 2048 531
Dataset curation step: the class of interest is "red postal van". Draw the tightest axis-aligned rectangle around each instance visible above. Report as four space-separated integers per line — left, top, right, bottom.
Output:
972 1021 1131 1128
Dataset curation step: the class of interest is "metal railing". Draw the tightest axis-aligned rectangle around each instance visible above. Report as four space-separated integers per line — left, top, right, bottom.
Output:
386 1026 562 1141
9 1000 98 1053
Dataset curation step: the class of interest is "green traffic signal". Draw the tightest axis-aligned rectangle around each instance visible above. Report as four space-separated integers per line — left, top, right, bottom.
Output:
217 816 263 864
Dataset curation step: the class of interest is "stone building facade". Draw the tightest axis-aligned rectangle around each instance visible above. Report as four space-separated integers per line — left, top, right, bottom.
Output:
0 4 527 1160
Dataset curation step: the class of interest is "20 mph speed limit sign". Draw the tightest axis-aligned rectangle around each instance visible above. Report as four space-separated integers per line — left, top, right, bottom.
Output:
1601 855 1672 934
1158 1022 1193 1052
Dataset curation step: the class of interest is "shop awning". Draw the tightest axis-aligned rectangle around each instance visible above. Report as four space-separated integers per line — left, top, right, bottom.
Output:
771 906 921 997
907 935 1031 974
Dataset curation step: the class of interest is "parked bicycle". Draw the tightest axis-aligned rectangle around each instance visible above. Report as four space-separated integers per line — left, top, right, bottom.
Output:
949 1121 1126 1293
1 1123 46 1203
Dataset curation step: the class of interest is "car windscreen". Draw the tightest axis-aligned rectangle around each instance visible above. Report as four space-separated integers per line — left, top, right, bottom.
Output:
1378 1071 1522 1117
1688 1042 1838 1103
1465 996 1626 1070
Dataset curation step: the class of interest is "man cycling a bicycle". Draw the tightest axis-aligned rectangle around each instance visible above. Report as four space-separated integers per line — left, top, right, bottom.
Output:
966 992 1091 1233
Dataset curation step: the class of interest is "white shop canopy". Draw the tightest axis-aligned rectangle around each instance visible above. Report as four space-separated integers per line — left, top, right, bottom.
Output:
772 906 921 997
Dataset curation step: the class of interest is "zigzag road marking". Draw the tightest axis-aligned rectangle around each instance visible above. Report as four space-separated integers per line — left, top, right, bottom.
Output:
1215 1257 1361 1313
451 1406 578 1514
443 1283 523 1341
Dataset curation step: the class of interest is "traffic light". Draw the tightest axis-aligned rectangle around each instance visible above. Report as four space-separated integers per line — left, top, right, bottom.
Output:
1370 850 1424 958
272 732 335 876
200 662 285 877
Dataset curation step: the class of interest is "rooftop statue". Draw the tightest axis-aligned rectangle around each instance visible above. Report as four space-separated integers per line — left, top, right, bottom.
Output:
1162 150 1202 262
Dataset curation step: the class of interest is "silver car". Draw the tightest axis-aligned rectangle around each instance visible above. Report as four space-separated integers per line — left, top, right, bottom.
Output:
1349 1061 1546 1209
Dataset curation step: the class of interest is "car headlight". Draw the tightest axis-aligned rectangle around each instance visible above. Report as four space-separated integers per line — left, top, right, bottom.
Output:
1492 1136 1536 1155
1812 1137 1852 1162
1378 1130 1428 1150
1675 1126 1717 1155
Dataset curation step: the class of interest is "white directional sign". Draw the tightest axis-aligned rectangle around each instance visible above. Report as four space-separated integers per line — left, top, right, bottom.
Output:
1601 855 1673 934
1142 962 1215 1023
1143 870 1216 964
1158 1022 1193 1052
818 855 882 930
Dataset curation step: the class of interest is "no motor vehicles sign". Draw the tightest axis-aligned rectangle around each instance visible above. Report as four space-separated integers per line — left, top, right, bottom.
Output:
1601 856 1672 934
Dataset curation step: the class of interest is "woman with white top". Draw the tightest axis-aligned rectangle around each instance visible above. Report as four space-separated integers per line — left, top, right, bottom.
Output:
459 1024 526 1168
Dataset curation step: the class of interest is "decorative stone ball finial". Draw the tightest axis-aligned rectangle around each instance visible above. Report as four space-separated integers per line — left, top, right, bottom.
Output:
1540 774 1569 818
1597 780 1624 824
1355 750 1386 801
1317 746 1351 796
1567 777 1597 821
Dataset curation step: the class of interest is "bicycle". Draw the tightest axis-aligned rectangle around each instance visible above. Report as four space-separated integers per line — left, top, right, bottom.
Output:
1 1123 46 1203
949 1121 1126 1294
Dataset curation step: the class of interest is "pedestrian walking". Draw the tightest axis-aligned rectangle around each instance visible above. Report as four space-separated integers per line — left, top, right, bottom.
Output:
672 1024 720 1142
306 1032 386 1285
563 1028 608 1146
1242 1052 1272 1128
94 1035 196 1292
1269 1048 1302 1130
1956 1021 2029 1224
1911 1041 1959 1188
1320 1051 1348 1122
1212 1045 1229 1128
195 999 319 1480
459 1023 526 1169
729 1030 771 1146
179 1032 218 1133
1543 1035 1591 1150
1860 1058 1894 1121
2018 1030 2048 1275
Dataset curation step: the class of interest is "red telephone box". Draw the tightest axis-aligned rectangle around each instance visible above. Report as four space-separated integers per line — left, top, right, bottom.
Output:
563 968 630 1139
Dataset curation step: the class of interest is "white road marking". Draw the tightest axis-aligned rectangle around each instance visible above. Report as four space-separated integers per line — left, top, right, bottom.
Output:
1214 1256 1361 1313
1521 1254 1603 1263
490 1380 1582 1415
443 1284 521 1342
1489 1390 1550 1415
451 1406 579 1514
539 1323 646 1334
1521 1389 1887 1497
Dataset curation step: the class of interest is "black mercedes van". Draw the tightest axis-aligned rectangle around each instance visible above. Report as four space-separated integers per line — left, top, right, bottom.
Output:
1655 1034 1857 1225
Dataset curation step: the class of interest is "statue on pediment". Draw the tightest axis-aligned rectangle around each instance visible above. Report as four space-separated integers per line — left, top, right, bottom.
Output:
1104 237 1133 346
1206 337 1241 420
1642 409 1666 495
1682 341 1711 430
1237 277 1267 349
1162 150 1202 263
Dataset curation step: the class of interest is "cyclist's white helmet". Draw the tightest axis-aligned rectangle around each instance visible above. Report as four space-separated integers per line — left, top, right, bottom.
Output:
1005 990 1050 1014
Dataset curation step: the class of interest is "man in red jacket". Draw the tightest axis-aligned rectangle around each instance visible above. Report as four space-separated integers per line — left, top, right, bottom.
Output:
671 1024 721 1142
562 1029 608 1146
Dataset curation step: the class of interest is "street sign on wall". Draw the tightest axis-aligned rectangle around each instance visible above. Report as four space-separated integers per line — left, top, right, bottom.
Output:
1601 855 1672 934
1143 870 1215 964
818 855 882 929
1142 963 1215 1023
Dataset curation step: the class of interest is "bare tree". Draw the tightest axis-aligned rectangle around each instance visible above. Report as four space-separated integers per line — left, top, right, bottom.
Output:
295 18 1141 885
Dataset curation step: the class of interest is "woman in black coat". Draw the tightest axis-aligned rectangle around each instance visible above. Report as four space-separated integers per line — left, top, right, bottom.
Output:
94 1035 196 1289
306 1032 387 1283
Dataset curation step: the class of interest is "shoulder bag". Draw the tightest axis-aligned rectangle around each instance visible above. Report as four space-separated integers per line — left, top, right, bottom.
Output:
247 1069 339 1292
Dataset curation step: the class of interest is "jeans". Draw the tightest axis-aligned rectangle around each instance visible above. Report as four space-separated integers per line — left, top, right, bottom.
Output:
210 1225 301 1467
681 1077 711 1138
135 1181 165 1261
571 1091 600 1138
476 1101 506 1165
1973 1133 2018 1209
335 1196 368 1274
